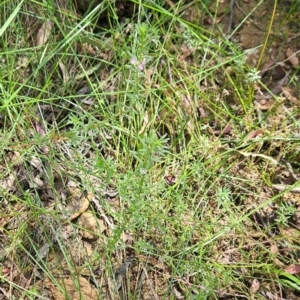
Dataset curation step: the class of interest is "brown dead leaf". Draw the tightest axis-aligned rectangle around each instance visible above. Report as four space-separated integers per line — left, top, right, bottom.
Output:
286 48 299 67
43 278 65 300
165 174 176 185
65 182 93 221
32 121 50 154
0 213 11 233
8 151 22 166
33 121 46 137
68 192 92 221
255 99 274 110
30 156 43 171
281 87 300 105
284 264 300 275
44 276 98 300
30 176 44 188
269 70 290 95
43 146 50 155
36 20 53 47
58 61 69 83
63 276 98 299
249 278 260 294
270 244 279 254
0 173 15 191
78 211 105 239
198 107 208 119
246 129 264 140
181 211 194 227
259 59 275 76
78 42 98 56
204 15 224 25
179 44 194 61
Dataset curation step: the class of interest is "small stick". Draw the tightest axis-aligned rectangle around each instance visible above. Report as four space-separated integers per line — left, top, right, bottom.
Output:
272 184 300 193
228 0 235 34
282 159 298 181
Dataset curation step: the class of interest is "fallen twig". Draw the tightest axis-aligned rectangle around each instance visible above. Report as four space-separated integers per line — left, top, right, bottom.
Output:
272 184 300 193
228 0 235 34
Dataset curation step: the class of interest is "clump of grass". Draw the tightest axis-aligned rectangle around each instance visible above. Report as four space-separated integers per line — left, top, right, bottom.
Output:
1 0 300 299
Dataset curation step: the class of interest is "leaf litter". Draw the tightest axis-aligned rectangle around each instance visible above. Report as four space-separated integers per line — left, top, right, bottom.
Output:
1 0 300 299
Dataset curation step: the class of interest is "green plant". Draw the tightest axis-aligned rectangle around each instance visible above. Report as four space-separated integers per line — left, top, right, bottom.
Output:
1 0 300 298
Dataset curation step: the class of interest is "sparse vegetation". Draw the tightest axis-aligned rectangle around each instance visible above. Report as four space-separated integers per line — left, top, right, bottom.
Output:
0 0 300 299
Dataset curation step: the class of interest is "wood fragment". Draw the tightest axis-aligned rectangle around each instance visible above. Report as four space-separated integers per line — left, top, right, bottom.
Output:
272 184 300 193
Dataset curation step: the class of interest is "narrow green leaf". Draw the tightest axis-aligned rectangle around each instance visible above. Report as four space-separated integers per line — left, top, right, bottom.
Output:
0 0 24 37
